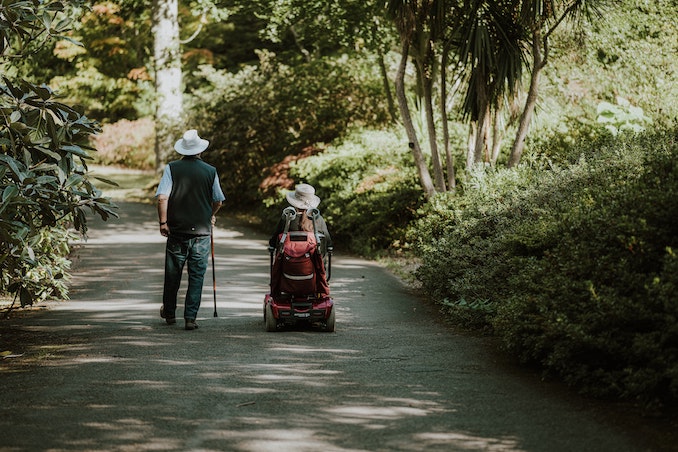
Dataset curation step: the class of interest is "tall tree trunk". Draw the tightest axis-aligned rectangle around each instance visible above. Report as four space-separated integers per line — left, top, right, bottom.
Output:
508 29 545 168
466 121 477 171
152 0 182 170
395 39 435 198
440 45 455 190
473 99 490 164
422 65 446 192
377 46 398 123
490 106 503 165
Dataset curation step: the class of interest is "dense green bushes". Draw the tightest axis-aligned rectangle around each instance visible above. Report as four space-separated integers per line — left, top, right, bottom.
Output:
187 54 391 209
1 81 117 307
282 129 424 254
412 131 678 410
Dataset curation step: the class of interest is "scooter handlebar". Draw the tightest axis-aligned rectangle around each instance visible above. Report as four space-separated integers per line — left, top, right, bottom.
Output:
282 206 297 220
306 208 320 220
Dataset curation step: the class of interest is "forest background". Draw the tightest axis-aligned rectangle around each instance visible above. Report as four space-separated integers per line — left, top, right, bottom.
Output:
1 0 676 416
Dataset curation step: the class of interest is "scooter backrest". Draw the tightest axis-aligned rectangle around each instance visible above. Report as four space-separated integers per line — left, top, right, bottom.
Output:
282 231 317 258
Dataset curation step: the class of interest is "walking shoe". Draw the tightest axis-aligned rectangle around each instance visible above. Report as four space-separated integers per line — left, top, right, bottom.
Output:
160 306 176 325
185 319 199 330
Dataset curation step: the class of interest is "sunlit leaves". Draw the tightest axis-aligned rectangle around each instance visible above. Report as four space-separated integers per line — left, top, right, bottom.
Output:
0 0 86 59
1 1 117 307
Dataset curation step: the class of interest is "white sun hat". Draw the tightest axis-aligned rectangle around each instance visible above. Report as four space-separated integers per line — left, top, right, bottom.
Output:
286 184 321 209
174 129 209 156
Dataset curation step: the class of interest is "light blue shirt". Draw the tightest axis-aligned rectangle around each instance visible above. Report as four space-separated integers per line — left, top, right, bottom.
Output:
155 165 226 202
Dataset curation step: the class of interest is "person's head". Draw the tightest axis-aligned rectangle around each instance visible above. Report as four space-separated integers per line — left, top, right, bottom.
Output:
286 184 320 210
174 129 209 156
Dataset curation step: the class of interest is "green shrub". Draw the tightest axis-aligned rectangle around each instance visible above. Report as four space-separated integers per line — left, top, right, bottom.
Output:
412 130 678 410
279 128 424 255
187 53 391 210
1 0 117 308
1 226 75 305
1 79 117 306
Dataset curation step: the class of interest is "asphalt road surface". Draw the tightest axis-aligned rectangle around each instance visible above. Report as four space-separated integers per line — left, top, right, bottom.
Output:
0 202 673 451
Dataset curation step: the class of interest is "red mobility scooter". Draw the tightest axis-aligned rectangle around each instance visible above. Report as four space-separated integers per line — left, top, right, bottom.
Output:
264 207 335 332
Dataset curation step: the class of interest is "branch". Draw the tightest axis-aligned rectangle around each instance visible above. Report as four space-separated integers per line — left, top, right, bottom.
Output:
545 0 582 41
180 13 207 44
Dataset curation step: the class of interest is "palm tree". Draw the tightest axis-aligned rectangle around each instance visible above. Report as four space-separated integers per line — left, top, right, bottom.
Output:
388 0 437 198
456 0 526 169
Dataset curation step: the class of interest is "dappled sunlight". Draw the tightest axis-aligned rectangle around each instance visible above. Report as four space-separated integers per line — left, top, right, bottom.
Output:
205 386 277 396
269 345 359 355
1 201 643 452
112 380 175 389
69 356 134 364
208 428 356 452
325 404 433 422
411 432 524 451
103 337 162 347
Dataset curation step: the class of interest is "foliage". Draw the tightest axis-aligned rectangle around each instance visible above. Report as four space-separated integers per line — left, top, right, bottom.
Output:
187 52 391 209
0 0 84 60
411 130 678 410
247 0 395 60
527 0 677 162
0 78 118 306
50 65 155 122
4 0 158 123
92 118 155 170
596 97 652 136
1 0 117 306
280 128 424 255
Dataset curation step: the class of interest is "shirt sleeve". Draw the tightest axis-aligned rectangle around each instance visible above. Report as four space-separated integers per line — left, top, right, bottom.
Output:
212 175 226 202
155 165 173 197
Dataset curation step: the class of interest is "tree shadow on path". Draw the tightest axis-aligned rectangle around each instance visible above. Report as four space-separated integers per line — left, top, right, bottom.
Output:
1 202 676 452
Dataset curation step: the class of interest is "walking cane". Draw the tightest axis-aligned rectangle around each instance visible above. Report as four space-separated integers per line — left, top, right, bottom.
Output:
211 229 218 317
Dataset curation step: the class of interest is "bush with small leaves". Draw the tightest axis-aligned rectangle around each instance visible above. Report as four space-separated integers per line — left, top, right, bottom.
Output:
412 130 678 411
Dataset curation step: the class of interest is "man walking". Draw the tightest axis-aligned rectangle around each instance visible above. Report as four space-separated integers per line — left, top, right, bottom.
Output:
156 129 225 330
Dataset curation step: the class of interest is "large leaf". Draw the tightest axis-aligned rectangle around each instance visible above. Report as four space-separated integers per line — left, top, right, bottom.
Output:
33 84 52 101
92 176 120 186
35 146 62 161
61 144 92 159
2 185 20 203
64 173 83 188
0 154 26 181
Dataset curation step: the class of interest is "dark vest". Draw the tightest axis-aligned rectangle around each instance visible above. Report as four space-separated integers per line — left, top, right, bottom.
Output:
167 157 216 236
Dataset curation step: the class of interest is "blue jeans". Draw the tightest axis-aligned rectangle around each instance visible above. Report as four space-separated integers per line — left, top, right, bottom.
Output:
162 234 211 321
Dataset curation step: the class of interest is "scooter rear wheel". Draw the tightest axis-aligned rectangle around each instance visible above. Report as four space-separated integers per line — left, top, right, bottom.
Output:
264 304 278 332
323 305 336 332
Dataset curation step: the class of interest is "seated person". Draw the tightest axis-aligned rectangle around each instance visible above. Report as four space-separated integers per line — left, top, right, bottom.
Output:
268 183 332 256
269 184 332 297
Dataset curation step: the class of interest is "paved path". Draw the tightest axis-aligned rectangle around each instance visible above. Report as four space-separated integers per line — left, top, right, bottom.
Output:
0 202 671 451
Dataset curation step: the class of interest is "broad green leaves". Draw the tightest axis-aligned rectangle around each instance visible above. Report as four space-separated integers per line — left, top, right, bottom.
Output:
0 0 86 59
1 0 117 307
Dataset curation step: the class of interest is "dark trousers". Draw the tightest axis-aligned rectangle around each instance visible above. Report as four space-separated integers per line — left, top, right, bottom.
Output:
162 234 210 321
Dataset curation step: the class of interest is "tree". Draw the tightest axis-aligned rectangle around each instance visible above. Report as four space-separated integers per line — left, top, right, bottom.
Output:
247 0 399 122
508 0 604 167
152 0 182 169
455 0 525 169
388 0 438 198
1 0 117 307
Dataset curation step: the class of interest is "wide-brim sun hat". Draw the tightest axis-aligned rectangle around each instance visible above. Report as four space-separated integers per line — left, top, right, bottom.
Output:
174 129 209 156
286 183 321 209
